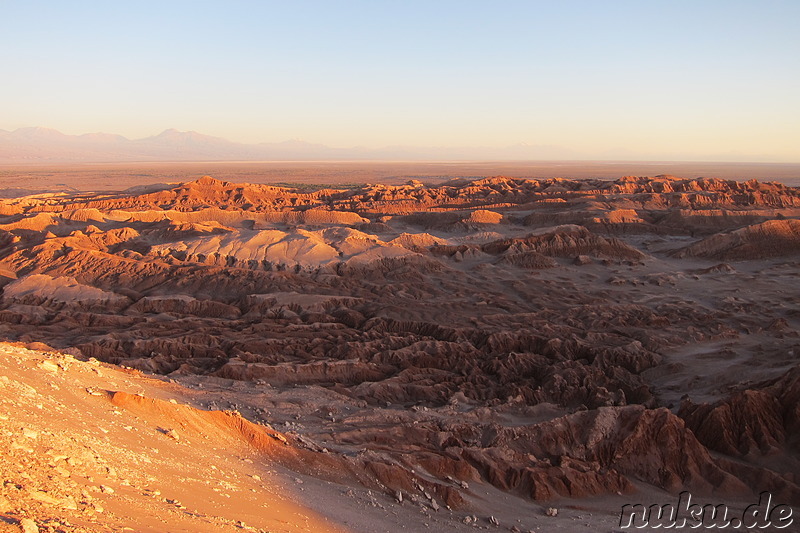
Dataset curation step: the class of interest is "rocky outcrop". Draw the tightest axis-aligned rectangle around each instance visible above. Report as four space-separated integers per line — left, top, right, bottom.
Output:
334 404 787 501
2 274 130 312
463 209 503 225
680 365 800 459
673 219 800 260
510 406 747 495
213 359 396 386
131 295 241 319
481 225 646 261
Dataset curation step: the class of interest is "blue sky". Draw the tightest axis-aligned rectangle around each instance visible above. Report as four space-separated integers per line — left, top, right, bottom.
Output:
1 1 798 160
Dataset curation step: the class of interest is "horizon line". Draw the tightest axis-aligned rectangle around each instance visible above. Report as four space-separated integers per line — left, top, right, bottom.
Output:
2 126 798 165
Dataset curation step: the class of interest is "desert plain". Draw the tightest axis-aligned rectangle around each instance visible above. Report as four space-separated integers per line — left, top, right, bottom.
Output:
0 162 799 532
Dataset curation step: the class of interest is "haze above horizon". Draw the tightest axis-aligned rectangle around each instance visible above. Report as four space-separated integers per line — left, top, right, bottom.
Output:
2 1 799 162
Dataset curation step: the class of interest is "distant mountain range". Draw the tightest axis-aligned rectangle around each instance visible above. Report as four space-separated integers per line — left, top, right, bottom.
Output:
0 127 579 162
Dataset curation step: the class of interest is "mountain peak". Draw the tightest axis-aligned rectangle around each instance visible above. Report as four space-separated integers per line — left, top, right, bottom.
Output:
154 128 194 139
11 126 67 139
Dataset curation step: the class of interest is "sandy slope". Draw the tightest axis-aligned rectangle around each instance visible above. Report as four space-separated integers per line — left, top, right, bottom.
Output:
0 343 350 533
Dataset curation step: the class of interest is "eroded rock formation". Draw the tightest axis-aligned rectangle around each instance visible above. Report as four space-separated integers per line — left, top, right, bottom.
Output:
1 174 799 507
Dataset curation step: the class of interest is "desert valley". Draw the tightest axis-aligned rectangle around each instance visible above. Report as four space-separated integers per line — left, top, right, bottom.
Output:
0 168 798 532
6 0 800 529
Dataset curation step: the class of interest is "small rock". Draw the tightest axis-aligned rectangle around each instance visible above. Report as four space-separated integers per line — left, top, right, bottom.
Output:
22 428 38 440
20 518 39 533
545 507 558 517
29 491 60 505
100 485 114 494
60 496 78 510
488 515 499 525
38 360 59 372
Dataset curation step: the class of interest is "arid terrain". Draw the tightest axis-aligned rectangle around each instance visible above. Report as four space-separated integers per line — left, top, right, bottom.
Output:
3 161 800 197
1 171 800 531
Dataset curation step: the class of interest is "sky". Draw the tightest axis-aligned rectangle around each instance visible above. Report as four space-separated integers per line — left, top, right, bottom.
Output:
1 0 799 161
